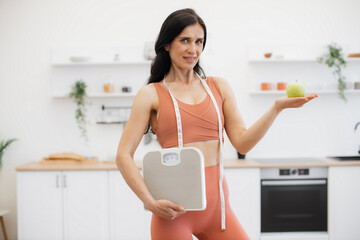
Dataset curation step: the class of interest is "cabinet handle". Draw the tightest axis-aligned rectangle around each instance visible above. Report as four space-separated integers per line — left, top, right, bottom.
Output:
56 175 60 188
63 175 67 188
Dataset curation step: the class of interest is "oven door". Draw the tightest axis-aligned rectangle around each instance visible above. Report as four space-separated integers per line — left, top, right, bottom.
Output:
261 179 327 232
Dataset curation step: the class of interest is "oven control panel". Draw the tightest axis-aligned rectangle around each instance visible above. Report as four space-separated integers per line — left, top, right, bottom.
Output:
280 168 309 176
261 167 328 179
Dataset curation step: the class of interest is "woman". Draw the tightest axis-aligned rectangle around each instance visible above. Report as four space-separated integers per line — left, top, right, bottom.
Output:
116 8 318 240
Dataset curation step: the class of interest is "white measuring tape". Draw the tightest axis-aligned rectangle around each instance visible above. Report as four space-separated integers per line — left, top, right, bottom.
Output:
163 73 226 230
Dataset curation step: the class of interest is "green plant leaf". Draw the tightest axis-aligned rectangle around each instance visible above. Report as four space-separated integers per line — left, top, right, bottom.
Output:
0 138 17 169
318 42 347 102
69 80 89 141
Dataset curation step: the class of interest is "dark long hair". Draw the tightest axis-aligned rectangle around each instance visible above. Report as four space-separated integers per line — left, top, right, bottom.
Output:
147 8 207 84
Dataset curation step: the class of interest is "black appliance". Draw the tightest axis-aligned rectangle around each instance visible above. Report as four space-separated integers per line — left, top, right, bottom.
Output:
257 158 328 233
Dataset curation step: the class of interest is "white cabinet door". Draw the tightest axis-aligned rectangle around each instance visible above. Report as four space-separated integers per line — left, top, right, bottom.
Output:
17 171 63 240
328 166 360 240
109 170 152 240
62 171 109 240
225 168 261 240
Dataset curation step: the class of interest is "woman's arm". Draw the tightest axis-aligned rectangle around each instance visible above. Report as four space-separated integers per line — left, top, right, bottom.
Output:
116 84 185 220
213 77 318 155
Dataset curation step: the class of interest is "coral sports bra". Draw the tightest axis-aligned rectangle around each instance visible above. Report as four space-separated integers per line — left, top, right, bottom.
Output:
153 77 224 148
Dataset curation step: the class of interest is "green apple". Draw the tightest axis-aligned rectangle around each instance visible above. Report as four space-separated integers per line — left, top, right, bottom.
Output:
286 81 305 97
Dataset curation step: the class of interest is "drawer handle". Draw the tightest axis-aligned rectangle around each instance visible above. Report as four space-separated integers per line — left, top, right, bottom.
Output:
63 175 67 188
56 175 60 188
262 179 327 186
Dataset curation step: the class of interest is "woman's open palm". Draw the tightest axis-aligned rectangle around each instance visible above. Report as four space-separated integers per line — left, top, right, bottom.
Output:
275 93 318 111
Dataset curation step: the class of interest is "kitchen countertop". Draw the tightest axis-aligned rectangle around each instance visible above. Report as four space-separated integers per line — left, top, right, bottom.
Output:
15 158 360 171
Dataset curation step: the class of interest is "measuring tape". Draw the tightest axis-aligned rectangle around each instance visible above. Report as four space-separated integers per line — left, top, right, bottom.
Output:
163 73 226 230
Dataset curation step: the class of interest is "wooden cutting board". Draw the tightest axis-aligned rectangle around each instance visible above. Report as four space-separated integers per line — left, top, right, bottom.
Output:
40 157 99 165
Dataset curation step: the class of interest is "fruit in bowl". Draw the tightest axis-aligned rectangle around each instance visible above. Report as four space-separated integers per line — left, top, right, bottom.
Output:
286 80 305 97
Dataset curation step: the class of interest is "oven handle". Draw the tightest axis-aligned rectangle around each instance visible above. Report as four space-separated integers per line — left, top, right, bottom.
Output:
262 179 327 186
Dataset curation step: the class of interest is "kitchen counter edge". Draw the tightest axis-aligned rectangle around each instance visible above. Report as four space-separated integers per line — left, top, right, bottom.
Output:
15 158 360 171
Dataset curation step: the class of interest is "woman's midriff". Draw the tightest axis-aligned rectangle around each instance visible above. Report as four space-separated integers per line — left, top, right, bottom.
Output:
183 139 220 167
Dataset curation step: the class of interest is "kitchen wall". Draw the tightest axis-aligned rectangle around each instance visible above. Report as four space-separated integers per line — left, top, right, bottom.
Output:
1 0 360 239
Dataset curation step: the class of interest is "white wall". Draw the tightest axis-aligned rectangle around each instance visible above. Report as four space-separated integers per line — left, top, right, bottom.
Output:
0 0 359 239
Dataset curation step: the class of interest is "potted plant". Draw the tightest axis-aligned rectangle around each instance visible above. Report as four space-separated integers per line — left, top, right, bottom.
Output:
317 42 347 102
69 80 89 141
0 138 16 169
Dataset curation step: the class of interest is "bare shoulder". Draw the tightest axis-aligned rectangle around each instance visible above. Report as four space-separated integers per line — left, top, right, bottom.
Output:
137 83 157 98
209 76 233 99
133 83 158 110
211 76 229 87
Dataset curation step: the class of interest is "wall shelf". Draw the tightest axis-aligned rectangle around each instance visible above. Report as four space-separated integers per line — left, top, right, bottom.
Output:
247 43 360 63
247 44 360 99
248 57 360 63
52 60 152 66
52 92 136 98
51 45 151 100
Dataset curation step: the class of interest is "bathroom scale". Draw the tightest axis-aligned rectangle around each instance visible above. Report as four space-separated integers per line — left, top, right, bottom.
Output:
143 147 206 211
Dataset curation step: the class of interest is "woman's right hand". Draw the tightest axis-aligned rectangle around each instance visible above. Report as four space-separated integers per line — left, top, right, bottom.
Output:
147 199 186 220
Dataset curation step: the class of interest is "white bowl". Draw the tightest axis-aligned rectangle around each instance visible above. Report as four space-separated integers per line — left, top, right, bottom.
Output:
70 56 91 62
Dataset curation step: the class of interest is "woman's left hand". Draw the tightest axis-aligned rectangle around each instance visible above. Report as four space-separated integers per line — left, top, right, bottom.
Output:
275 93 319 112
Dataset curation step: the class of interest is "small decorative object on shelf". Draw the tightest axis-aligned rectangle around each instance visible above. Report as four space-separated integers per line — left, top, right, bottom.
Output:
264 53 272 58
103 76 113 93
121 86 132 93
277 82 287 91
69 56 91 63
261 82 273 91
0 138 16 169
348 53 360 58
144 41 156 60
69 80 89 141
355 82 360 90
103 81 113 93
274 54 284 60
318 42 347 102
114 53 120 62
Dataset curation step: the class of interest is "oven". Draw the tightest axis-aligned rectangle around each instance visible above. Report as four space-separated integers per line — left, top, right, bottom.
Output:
259 162 328 233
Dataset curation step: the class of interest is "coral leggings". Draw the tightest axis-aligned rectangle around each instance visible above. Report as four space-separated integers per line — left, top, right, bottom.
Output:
151 164 250 240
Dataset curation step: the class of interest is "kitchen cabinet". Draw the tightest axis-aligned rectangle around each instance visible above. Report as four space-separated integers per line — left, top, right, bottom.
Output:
17 171 63 240
225 168 261 240
109 170 151 240
17 169 151 240
328 166 360 240
17 171 109 240
17 160 360 239
16 167 261 240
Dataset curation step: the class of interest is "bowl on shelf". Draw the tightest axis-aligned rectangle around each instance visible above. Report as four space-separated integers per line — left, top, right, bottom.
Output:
264 53 272 58
69 56 91 62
